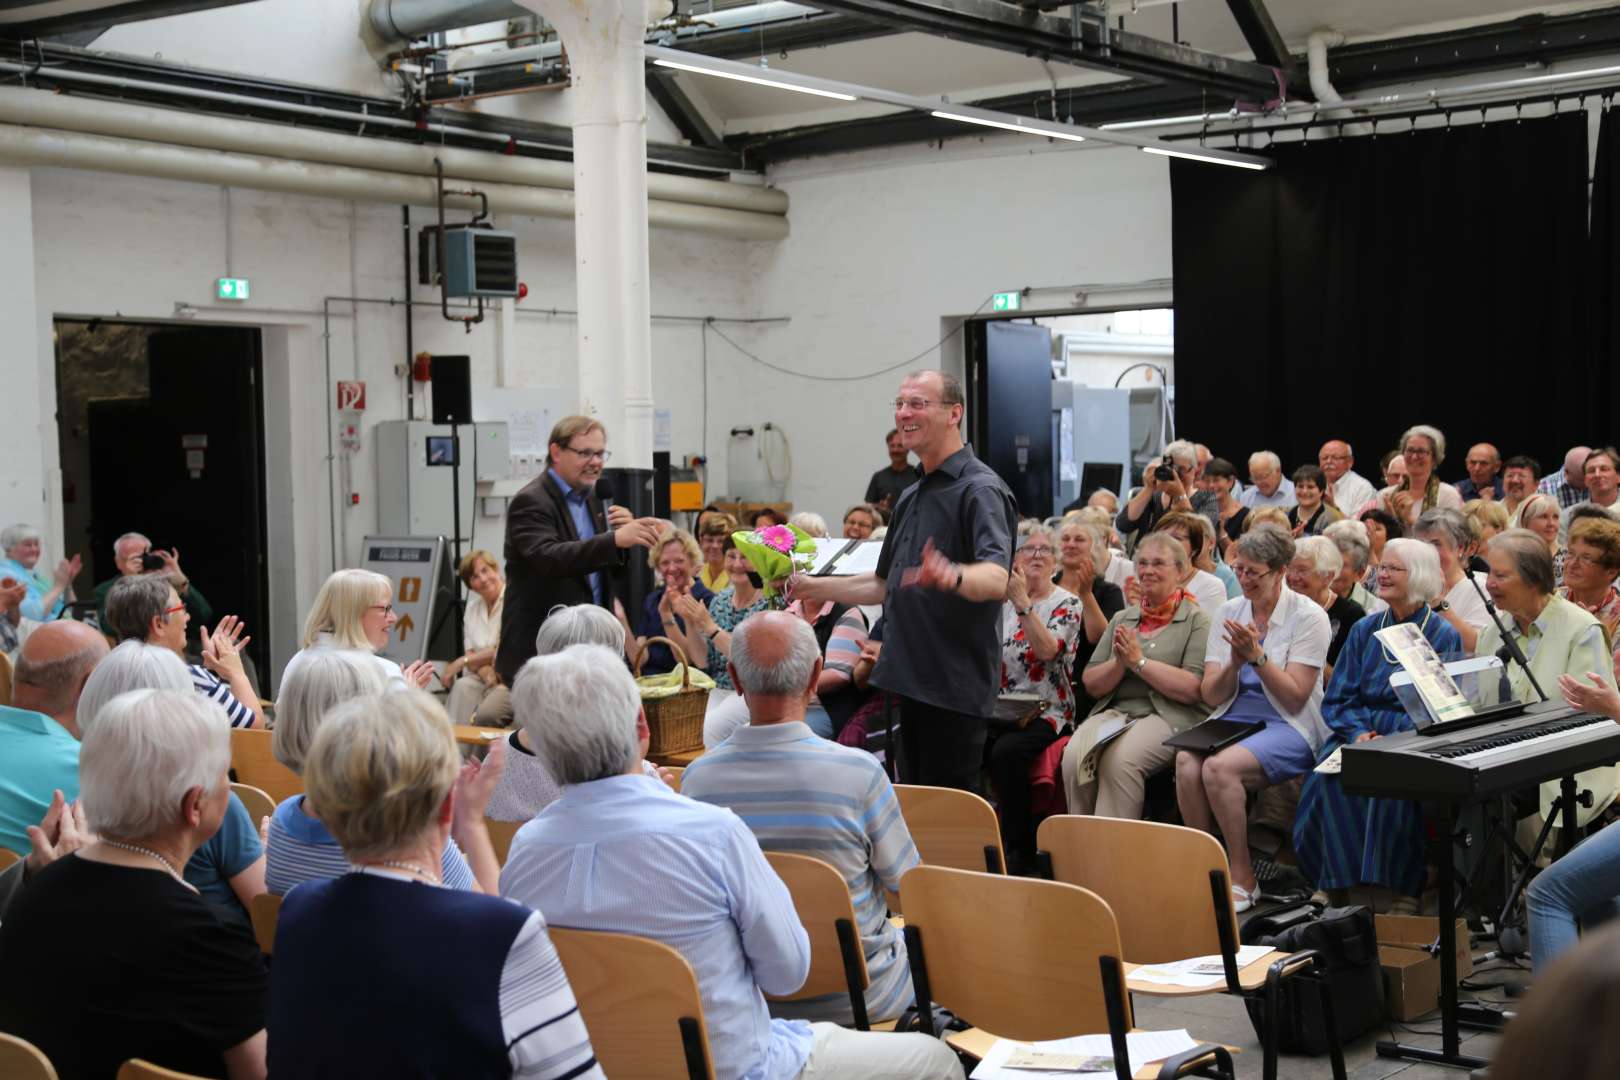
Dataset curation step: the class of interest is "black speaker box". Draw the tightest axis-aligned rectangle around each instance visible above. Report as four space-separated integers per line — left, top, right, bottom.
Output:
430 355 472 425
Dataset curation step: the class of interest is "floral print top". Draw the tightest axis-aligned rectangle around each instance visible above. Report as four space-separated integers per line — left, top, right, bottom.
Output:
999 585 1083 732
1561 583 1620 683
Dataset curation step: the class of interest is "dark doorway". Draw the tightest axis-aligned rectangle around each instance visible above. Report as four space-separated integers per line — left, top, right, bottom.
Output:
57 321 269 680
965 319 1055 519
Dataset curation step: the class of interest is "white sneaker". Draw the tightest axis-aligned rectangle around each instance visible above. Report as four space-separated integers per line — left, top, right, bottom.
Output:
1232 883 1257 914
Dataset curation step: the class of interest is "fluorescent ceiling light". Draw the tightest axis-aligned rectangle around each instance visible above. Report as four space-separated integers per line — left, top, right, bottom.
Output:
651 57 856 101
1100 114 1216 131
930 110 1086 143
1141 145 1270 171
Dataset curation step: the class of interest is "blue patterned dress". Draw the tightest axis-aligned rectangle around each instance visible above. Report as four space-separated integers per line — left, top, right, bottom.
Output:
1293 607 1462 895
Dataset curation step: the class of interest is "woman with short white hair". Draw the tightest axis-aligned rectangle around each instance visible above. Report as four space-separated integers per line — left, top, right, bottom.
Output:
279 569 434 691
266 652 502 896
0 689 268 1080
0 522 78 623
266 690 604 1080
788 511 829 538
77 639 192 733
1323 519 1383 615
1284 535 1366 679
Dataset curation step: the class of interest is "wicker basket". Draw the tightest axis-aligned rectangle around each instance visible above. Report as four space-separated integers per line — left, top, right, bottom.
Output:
632 635 709 756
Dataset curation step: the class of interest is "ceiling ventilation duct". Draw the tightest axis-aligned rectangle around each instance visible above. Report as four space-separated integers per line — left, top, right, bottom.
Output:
367 0 529 42
0 1 258 37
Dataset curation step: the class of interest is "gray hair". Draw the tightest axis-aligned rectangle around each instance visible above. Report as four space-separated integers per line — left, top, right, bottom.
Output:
1016 520 1057 552
730 614 821 697
80 689 230 840
113 531 151 559
536 603 625 655
1234 524 1295 571
1059 517 1107 552
0 524 40 553
1414 507 1472 552
1486 529 1557 596
787 512 828 538
1383 538 1445 606
519 644 642 785
1323 519 1371 572
1163 440 1197 469
76 640 191 736
1134 531 1189 574
273 650 388 773
1401 424 1448 466
1293 535 1343 578
1248 450 1282 474
15 638 106 716
104 574 176 644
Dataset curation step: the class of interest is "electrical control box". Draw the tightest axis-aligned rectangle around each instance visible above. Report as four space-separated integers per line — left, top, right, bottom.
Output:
375 421 509 538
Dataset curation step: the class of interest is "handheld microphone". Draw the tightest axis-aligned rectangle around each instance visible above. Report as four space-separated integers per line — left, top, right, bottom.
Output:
595 476 616 517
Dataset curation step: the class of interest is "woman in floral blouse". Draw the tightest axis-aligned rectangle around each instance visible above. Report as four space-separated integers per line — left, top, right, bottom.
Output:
986 523 1082 873
1560 515 1620 683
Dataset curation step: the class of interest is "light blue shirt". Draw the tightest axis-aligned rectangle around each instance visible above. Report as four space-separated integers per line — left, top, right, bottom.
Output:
0 705 80 856
0 558 64 622
548 469 604 605
501 774 814 1080
1239 477 1297 510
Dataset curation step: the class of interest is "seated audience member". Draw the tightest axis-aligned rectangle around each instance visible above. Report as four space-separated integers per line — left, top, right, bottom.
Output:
77 640 267 930
1413 507 1491 652
1356 507 1403 586
682 614 921 1025
0 788 95 923
865 428 919 516
1490 923 1620 1080
1285 536 1366 679
1062 533 1212 820
0 621 108 855
267 651 499 895
1073 507 1131 589
672 533 771 713
1324 519 1384 616
0 689 267 1079
500 644 964 1080
0 523 79 623
752 508 786 528
1087 487 1120 514
1476 530 1612 701
1319 440 1377 520
1116 439 1217 552
1463 498 1511 547
1287 465 1343 536
1517 492 1567 586
1502 454 1541 520
93 531 212 652
1561 446 1620 545
267 690 603 1080
105 573 263 728
1150 512 1229 614
0 574 25 657
696 510 737 592
1246 505 1292 535
1240 451 1296 511
1054 519 1127 654
789 511 829 538
989 525 1083 872
1539 444 1592 509
1379 424 1464 528
1457 442 1505 502
842 503 880 540
1180 526 1331 911
1190 514 1241 598
1206 457 1248 554
1561 516 1620 682
440 550 507 726
1378 447 1407 501
280 568 434 691
1294 539 1462 911
635 528 715 677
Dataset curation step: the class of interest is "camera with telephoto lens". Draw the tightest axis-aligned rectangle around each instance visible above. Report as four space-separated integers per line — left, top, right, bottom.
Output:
1154 455 1177 483
140 552 166 572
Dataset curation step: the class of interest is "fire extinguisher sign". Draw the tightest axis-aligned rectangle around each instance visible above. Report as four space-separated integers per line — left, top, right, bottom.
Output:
336 380 367 411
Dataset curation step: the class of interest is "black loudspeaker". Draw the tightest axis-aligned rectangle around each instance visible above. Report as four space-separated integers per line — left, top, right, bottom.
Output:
430 355 472 425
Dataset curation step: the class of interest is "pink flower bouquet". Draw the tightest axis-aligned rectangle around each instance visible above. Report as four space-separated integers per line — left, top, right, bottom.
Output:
731 523 817 600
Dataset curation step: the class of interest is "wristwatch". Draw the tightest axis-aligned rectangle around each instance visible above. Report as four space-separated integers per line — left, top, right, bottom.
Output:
706 627 722 641
1016 606 1033 618
1252 652 1269 668
1433 600 1451 613
1134 656 1148 672
954 566 965 592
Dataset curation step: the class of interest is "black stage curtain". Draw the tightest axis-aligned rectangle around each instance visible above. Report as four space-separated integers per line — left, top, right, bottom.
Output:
1171 113 1601 480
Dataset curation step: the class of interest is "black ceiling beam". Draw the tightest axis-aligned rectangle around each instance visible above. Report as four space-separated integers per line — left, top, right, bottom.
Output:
804 0 1286 99
1221 0 1290 71
646 69 724 150
666 12 894 60
0 0 257 38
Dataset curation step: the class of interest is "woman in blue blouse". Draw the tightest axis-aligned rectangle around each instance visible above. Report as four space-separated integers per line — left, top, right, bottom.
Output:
1294 538 1463 909
0 524 79 623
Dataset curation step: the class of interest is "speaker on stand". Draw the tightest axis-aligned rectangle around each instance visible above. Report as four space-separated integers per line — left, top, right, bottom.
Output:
430 355 472 656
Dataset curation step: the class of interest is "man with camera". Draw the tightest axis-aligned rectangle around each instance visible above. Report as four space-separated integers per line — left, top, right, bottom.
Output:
1115 439 1219 553
91 532 214 654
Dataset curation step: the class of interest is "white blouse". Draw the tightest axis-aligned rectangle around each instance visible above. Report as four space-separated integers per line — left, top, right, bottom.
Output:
463 586 505 653
1204 586 1332 752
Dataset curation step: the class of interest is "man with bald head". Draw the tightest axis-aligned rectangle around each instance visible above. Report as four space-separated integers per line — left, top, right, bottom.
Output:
1318 440 1375 516
682 613 924 1028
1457 443 1504 501
0 621 108 855
1540 445 1592 509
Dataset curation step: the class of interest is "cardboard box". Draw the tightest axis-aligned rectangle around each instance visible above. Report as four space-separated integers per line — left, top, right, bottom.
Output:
1375 915 1472 1021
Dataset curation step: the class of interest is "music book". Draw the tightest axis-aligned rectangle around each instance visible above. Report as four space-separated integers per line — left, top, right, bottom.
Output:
808 537 883 576
1373 622 1475 725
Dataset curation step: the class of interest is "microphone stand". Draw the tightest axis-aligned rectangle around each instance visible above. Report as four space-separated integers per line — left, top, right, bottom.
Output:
1463 570 1548 703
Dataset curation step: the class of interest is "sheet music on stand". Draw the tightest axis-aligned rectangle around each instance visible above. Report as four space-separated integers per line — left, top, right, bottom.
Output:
808 537 883 576
1389 654 1522 731
1374 621 1477 727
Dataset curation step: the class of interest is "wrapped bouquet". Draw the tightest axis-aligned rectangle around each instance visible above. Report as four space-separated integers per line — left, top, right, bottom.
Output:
731 522 817 602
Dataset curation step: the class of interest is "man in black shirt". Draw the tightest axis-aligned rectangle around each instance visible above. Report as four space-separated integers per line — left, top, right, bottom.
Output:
864 428 920 516
795 370 1016 792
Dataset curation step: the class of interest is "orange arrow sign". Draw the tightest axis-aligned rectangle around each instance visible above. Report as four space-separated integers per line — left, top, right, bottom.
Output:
396 614 415 641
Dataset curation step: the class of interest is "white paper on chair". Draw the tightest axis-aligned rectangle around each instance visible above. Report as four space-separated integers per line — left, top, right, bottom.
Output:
1130 944 1272 988
970 1030 1200 1079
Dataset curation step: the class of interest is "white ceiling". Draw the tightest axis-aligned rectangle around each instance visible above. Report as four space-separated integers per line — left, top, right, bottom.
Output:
675 0 1620 133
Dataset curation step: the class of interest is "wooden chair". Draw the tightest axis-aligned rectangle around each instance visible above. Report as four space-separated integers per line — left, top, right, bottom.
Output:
250 892 282 955
550 928 714 1080
229 728 302 805
0 847 19 872
664 765 685 792
900 865 1233 1080
117 1062 209 1079
229 782 276 827
0 649 13 707
762 851 875 1030
486 818 523 865
1036 815 1345 1080
890 783 1005 912
0 1033 58 1080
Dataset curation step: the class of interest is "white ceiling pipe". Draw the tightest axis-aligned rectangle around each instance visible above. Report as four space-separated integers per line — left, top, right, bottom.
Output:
1306 30 1347 118
0 123 789 241
370 0 529 42
0 84 787 215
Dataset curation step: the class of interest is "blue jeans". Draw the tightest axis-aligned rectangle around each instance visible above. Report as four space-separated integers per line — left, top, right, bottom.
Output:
1527 820 1620 973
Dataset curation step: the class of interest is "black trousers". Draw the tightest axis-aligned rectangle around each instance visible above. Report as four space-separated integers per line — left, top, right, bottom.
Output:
896 697 989 794
986 721 1061 871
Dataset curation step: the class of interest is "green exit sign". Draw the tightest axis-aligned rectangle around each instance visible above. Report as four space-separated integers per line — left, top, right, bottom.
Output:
216 277 250 301
992 291 1021 312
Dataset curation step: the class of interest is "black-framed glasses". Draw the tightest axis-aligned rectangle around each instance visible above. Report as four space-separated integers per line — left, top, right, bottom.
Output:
561 445 612 463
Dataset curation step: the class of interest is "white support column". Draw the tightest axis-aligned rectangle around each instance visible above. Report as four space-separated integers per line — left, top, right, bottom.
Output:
517 0 660 469
0 165 47 534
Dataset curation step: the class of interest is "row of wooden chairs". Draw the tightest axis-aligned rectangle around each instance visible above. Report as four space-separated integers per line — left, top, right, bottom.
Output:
0 1035 196 1080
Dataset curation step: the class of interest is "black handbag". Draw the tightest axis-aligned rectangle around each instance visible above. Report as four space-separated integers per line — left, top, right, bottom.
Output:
1241 903 1385 1054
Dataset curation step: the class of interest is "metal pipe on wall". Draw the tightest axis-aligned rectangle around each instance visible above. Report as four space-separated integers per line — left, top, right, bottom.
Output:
370 0 528 41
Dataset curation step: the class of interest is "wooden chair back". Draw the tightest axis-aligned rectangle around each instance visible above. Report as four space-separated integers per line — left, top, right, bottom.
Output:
250 892 282 956
229 728 302 805
762 852 870 1026
116 1061 208 1079
899 864 1131 1043
0 649 12 707
665 766 685 792
0 1033 58 1080
0 847 19 872
894 784 1006 875
550 928 714 1080
486 818 523 865
229 783 276 827
1037 814 1236 965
